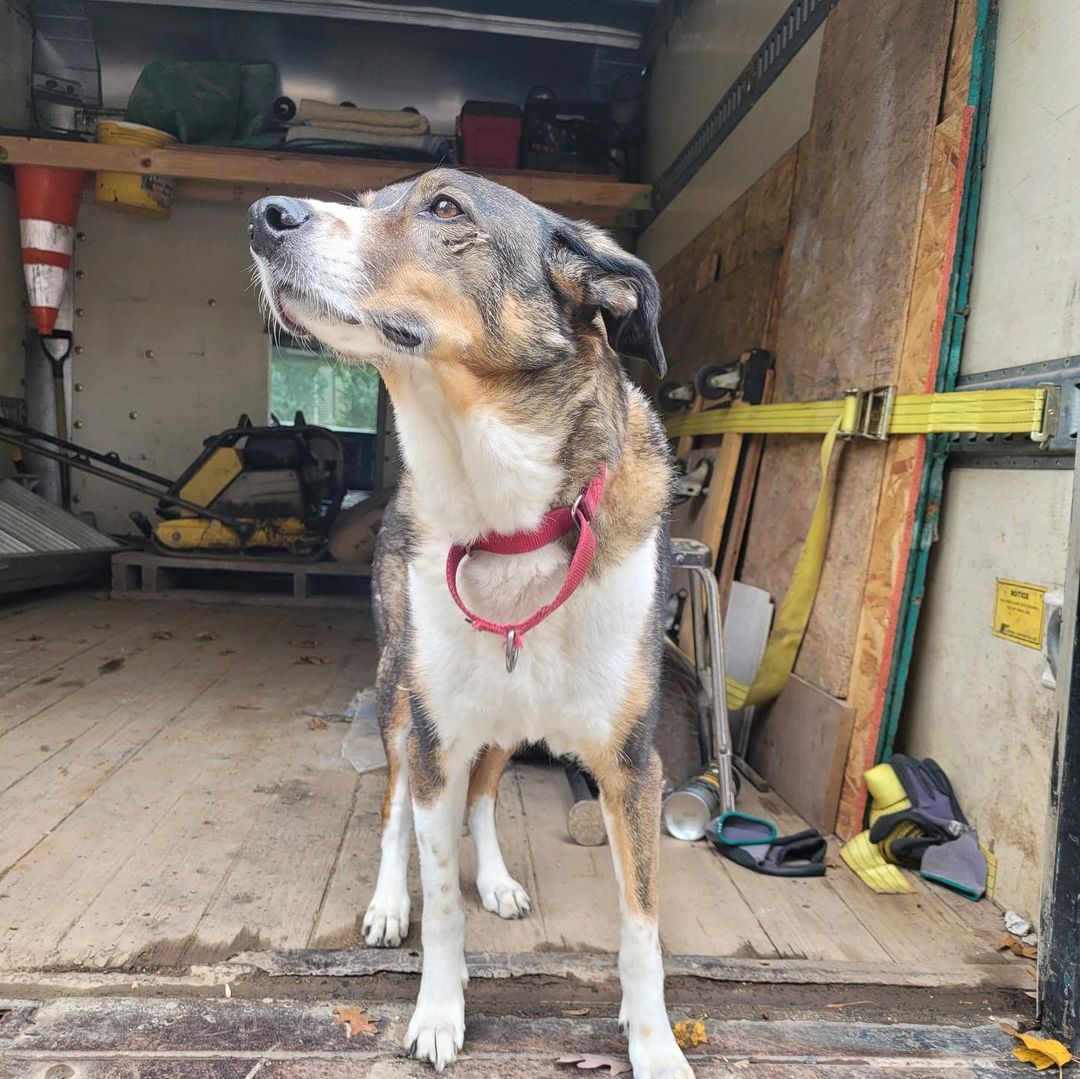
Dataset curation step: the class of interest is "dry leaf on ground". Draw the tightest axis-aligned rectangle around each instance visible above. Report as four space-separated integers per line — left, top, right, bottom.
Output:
557 1056 632 1075
673 1019 708 1049
194 630 216 642
152 629 173 640
997 934 1038 960
16 634 44 642
331 1005 379 1038
290 638 319 647
300 655 330 665
310 718 328 731
1002 1024 1072 1073
98 657 124 673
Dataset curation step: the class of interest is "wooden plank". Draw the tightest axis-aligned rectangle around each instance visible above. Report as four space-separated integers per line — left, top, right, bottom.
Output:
826 852 1012 969
59 616 372 969
0 136 652 213
511 763 776 958
740 0 956 698
0 607 356 969
659 250 782 389
177 178 635 227
231 944 1033 990
653 145 797 321
835 111 973 838
747 674 855 835
0 600 167 737
942 0 981 119
0 996 1030 1076
717 371 775 614
717 786 893 964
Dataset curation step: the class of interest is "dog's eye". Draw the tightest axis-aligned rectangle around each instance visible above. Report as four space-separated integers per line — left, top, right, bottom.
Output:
430 196 464 220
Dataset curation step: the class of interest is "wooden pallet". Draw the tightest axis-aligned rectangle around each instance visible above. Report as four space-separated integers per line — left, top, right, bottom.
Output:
111 550 371 608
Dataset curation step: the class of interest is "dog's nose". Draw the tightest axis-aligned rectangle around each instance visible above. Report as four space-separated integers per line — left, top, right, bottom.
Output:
248 197 311 255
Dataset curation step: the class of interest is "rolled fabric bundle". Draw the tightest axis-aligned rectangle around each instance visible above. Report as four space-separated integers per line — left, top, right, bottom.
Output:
295 99 430 135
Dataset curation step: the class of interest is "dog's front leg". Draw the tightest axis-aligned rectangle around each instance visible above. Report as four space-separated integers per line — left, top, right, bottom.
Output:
405 699 469 1072
587 746 694 1079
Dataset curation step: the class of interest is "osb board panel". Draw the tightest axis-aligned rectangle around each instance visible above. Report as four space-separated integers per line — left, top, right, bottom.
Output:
659 251 781 386
942 0 980 119
741 0 955 697
837 113 970 838
748 674 855 835
655 145 797 319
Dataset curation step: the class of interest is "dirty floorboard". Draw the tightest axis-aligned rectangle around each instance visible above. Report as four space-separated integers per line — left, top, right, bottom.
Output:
0 590 1025 990
0 997 1035 1077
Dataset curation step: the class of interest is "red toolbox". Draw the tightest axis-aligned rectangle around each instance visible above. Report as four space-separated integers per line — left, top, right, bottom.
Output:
457 101 523 169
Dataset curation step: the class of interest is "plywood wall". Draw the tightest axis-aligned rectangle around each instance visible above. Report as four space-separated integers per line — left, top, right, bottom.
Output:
650 0 967 838
655 145 797 386
740 0 955 698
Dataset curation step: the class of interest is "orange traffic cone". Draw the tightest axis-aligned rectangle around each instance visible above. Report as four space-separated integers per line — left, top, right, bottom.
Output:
13 165 87 338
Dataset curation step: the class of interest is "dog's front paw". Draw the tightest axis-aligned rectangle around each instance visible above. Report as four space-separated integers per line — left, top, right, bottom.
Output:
405 996 466 1072
629 1032 695 1079
477 874 531 919
362 894 410 947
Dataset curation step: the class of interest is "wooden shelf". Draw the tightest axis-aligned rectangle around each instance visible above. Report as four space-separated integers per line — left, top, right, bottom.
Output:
0 135 651 225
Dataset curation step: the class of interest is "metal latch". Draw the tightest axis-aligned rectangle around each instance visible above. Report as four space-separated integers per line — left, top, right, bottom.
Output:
840 385 895 440
1032 382 1062 446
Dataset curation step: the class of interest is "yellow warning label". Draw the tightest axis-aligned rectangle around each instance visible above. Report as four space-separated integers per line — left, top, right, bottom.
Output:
992 579 1046 650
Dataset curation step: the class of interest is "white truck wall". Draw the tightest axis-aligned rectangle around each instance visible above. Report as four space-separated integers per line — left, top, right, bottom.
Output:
68 200 268 534
901 0 1079 921
639 0 821 268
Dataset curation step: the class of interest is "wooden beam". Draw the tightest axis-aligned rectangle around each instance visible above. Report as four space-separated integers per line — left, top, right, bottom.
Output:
0 135 651 214
174 178 635 227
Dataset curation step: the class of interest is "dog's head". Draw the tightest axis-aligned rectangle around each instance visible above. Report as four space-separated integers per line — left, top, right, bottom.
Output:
247 168 664 380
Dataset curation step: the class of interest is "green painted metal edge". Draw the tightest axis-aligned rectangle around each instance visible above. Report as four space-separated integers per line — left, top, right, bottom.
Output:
875 0 999 767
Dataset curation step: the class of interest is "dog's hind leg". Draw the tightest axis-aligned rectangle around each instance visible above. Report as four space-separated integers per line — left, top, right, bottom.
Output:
585 745 694 1079
468 744 531 919
363 686 413 947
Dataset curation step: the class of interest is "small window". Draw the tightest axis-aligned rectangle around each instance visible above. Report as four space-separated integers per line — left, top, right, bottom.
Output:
269 336 379 432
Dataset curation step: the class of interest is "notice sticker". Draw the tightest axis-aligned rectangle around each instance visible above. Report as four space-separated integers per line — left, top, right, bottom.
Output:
992 579 1047 650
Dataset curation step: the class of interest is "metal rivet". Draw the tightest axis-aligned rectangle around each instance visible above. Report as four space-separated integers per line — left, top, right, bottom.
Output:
207 298 217 307
144 349 154 359
73 420 84 429
75 308 85 317
75 269 86 279
74 345 84 354
76 232 86 241
129 411 139 420
74 382 83 392
71 495 82 505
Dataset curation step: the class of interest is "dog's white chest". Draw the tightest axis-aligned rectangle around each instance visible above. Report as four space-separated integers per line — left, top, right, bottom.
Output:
408 532 658 756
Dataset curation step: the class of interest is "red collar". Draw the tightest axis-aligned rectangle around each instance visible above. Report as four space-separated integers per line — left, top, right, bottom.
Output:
445 467 607 673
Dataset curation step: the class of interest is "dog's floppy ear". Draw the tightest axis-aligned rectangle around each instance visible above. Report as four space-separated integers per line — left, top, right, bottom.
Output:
547 220 666 376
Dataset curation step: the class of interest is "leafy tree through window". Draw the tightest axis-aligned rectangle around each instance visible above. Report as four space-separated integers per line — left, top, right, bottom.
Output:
269 337 379 431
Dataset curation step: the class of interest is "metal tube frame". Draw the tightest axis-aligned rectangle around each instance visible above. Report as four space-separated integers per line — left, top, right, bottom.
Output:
684 562 736 814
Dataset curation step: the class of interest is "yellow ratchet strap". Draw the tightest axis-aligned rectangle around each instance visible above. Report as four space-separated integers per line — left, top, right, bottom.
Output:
665 386 1049 439
682 386 1053 712
725 418 841 710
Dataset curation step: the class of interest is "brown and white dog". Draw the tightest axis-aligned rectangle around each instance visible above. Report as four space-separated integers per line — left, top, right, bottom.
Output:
249 170 692 1079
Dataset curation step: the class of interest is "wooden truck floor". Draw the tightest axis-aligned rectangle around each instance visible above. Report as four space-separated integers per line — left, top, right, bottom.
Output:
0 590 1034 1077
